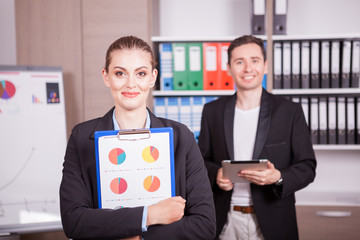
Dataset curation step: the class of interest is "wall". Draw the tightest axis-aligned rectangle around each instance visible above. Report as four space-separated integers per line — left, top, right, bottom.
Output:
15 0 83 136
81 0 153 120
154 0 251 37
0 0 16 65
155 0 360 37
287 0 360 35
14 0 153 135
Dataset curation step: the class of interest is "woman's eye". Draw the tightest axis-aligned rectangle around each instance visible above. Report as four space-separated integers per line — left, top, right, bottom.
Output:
137 72 147 77
115 71 125 77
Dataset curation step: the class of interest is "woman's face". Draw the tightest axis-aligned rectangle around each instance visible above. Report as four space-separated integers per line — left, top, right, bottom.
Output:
102 48 157 112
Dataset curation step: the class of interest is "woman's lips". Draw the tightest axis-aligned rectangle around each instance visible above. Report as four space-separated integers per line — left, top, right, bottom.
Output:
121 91 140 98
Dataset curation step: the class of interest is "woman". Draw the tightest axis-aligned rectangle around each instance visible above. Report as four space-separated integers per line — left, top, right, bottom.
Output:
60 36 216 240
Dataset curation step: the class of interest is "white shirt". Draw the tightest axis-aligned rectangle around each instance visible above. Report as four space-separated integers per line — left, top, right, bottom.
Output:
231 106 260 206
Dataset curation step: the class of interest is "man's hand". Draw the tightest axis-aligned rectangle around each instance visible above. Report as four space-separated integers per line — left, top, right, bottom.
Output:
147 196 186 226
216 168 234 191
238 160 281 185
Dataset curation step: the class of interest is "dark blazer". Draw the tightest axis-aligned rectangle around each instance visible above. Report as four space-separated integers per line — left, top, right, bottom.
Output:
198 89 316 240
60 108 216 240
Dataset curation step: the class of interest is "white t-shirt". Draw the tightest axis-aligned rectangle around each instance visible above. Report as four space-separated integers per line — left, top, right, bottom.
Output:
231 106 260 206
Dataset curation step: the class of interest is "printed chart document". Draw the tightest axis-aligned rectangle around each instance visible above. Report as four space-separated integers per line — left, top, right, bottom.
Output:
95 128 175 209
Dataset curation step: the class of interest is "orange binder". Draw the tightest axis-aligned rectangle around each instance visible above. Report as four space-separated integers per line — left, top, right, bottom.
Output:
218 42 234 90
203 42 219 90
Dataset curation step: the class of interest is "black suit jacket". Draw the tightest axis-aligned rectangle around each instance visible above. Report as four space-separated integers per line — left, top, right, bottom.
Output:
60 108 216 240
198 89 316 240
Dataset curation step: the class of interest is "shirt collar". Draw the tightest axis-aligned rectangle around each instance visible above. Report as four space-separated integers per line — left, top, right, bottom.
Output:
112 109 151 130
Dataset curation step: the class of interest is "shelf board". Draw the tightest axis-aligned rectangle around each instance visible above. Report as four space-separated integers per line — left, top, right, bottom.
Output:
272 88 360 95
151 34 360 43
152 89 360 96
313 145 360 150
272 33 360 41
152 90 235 96
151 36 267 42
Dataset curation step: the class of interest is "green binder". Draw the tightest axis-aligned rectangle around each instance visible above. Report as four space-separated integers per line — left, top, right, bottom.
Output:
188 43 203 90
172 43 188 90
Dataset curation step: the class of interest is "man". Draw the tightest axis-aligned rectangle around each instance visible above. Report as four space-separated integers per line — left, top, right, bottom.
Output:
198 35 316 240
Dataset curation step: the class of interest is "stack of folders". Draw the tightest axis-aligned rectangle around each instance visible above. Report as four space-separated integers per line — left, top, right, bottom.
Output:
273 39 360 89
153 96 218 141
158 42 234 91
290 96 360 145
158 42 268 91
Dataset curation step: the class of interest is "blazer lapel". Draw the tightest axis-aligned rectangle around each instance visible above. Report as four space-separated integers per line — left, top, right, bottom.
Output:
90 107 115 139
149 110 166 128
224 94 237 160
252 89 271 159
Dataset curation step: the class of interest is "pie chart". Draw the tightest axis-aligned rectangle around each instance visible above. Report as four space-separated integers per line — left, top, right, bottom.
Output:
142 146 159 163
108 148 126 165
143 175 160 192
110 177 127 194
0 80 16 99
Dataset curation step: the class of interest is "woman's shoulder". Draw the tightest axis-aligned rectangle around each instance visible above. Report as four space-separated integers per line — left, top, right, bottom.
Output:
156 117 189 132
72 117 102 131
71 108 113 133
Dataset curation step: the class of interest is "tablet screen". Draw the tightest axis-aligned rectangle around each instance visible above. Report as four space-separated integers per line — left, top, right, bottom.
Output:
222 159 268 183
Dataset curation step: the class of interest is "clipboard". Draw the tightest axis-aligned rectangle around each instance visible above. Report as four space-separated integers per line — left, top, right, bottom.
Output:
222 159 268 183
95 127 175 209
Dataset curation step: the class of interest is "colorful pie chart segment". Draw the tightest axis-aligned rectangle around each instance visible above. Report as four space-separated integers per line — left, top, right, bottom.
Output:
142 146 159 163
143 176 160 192
0 80 16 99
108 148 126 165
110 177 127 194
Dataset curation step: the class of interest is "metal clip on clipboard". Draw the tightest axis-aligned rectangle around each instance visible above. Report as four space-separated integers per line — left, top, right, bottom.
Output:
117 129 151 141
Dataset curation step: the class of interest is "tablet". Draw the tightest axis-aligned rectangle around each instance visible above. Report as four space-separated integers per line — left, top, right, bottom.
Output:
222 159 268 183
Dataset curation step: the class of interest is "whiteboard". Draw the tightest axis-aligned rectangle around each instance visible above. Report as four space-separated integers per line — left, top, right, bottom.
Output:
0 66 67 234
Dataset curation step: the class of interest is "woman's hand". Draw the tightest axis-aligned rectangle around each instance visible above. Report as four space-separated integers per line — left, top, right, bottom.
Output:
147 196 186 226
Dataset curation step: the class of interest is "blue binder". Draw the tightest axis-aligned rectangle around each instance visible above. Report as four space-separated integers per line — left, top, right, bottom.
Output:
159 43 174 90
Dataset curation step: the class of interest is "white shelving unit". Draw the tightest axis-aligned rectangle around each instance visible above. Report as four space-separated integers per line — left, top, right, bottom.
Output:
271 34 360 207
151 34 360 208
152 1 360 237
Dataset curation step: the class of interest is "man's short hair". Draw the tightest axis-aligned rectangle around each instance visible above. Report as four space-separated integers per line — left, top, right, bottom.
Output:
227 35 267 65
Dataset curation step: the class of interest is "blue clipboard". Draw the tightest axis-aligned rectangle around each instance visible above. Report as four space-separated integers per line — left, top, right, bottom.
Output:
95 127 175 209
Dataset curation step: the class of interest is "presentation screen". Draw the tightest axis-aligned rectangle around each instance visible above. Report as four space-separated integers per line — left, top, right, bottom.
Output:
0 65 67 234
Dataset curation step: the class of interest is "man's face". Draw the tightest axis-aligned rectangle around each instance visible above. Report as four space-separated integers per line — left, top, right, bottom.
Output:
227 43 267 92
